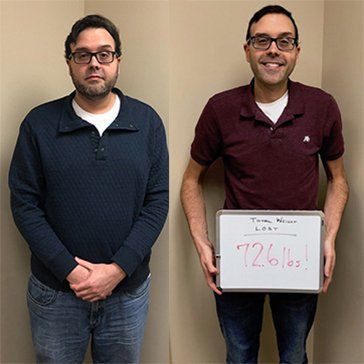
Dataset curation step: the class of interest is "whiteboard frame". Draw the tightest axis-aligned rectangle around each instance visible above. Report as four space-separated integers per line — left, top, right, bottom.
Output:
215 210 325 293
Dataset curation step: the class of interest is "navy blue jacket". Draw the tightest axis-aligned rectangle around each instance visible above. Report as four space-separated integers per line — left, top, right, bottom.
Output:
9 88 168 291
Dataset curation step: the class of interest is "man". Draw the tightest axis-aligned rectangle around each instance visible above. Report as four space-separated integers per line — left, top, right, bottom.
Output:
181 5 348 364
9 15 168 363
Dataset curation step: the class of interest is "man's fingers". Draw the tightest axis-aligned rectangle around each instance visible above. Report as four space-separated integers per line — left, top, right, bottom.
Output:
323 271 333 293
324 253 335 277
206 274 222 295
74 289 105 301
70 281 91 292
322 276 332 293
202 264 222 295
81 294 102 302
206 261 219 275
322 253 335 293
75 257 93 270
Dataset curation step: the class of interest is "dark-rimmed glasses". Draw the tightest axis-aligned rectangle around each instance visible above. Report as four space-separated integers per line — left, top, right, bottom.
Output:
69 51 119 64
248 36 298 51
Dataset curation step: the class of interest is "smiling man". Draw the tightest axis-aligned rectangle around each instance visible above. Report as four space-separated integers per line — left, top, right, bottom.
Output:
9 15 168 363
181 5 348 363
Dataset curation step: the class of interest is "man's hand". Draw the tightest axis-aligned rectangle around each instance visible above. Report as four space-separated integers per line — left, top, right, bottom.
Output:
70 257 126 302
322 238 336 293
67 264 91 285
198 244 222 295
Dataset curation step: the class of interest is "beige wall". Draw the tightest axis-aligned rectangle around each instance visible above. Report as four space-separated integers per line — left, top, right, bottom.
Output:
1 2 84 362
314 1 364 363
170 1 325 363
0 1 168 363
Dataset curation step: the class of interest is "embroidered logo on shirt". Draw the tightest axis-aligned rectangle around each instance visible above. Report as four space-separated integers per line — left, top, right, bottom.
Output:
303 136 311 143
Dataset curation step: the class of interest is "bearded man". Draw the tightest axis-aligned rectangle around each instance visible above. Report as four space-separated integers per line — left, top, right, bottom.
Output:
9 15 168 364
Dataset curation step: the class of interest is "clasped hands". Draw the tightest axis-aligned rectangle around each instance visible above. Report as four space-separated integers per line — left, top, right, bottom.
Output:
67 257 126 302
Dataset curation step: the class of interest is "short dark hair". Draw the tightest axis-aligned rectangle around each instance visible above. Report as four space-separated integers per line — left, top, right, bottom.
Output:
65 14 121 59
246 5 299 41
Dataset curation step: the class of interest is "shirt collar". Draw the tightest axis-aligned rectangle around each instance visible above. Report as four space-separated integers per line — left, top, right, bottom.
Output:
58 88 139 133
240 79 305 126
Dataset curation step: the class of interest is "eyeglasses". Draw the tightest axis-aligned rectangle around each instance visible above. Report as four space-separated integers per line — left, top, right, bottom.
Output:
248 36 298 51
69 51 119 64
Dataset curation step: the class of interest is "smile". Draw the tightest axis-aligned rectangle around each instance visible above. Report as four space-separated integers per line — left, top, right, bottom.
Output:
261 62 284 68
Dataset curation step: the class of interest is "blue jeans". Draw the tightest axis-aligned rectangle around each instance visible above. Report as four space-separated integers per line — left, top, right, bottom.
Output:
27 274 150 364
215 292 318 364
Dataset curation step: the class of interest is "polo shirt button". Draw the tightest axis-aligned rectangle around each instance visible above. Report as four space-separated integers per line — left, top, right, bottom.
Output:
100 147 105 152
270 127 273 131
129 124 134 128
91 131 95 135
94 148 98 152
115 123 119 126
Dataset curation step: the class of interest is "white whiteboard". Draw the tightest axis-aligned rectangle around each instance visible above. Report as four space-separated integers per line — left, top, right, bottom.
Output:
216 210 324 293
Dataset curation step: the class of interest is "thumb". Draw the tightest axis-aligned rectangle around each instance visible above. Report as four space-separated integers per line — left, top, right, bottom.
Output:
324 256 332 277
206 260 218 274
75 257 93 270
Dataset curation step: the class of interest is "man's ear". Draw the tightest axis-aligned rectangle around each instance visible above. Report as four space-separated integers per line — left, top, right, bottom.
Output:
295 44 301 63
66 58 71 75
243 43 250 63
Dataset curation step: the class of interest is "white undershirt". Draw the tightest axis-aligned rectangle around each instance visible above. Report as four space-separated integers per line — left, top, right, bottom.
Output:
256 91 288 124
72 95 121 136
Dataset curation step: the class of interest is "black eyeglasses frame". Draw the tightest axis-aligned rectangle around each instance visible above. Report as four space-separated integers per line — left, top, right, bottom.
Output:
69 51 120 64
248 36 298 51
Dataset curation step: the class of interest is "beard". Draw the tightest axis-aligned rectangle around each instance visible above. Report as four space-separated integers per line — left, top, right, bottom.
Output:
70 68 118 101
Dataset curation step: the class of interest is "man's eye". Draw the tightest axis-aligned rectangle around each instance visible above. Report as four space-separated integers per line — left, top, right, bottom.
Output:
98 52 110 59
78 53 89 59
278 38 290 45
256 37 269 45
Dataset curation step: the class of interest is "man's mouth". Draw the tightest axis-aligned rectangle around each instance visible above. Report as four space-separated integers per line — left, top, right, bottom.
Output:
261 60 285 69
86 74 103 80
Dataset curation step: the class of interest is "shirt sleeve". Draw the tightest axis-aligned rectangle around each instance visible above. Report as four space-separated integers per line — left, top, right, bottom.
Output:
191 100 222 166
320 95 345 161
9 120 77 282
111 115 168 277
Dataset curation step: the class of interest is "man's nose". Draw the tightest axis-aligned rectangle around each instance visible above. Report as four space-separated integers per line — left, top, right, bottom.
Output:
89 54 101 67
267 39 280 54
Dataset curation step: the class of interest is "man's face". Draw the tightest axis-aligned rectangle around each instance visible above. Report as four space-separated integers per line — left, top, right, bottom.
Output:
244 13 300 89
68 27 120 100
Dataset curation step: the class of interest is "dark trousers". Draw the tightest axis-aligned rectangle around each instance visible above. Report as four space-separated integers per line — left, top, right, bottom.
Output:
215 292 318 364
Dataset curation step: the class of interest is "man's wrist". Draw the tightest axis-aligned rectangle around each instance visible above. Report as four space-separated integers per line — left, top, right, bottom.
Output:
110 262 126 279
195 240 214 256
66 264 89 284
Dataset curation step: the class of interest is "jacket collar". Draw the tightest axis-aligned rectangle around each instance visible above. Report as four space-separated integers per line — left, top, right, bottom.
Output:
58 88 139 133
240 79 305 126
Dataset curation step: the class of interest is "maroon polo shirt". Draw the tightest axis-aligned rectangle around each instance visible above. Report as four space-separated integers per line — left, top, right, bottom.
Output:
191 80 344 210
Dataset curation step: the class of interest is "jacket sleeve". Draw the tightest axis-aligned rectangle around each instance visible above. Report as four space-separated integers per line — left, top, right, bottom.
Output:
111 116 169 276
9 121 77 282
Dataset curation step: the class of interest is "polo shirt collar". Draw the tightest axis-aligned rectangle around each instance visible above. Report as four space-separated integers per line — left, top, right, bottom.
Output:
58 88 139 133
240 79 305 126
